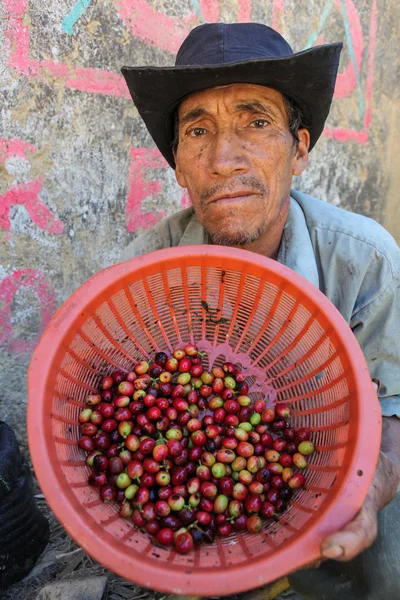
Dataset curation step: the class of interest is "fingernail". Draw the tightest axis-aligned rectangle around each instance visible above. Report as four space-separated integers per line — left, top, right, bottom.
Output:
322 545 344 559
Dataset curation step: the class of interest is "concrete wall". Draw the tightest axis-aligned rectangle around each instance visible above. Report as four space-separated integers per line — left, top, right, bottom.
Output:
1 0 399 445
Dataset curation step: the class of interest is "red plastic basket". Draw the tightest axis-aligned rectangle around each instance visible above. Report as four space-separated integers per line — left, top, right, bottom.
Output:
28 246 381 597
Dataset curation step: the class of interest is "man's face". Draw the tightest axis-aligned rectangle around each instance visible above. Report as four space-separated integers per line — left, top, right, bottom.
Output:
174 84 309 248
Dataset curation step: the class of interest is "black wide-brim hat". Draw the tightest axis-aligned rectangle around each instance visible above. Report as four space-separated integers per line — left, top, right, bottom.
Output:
122 23 343 169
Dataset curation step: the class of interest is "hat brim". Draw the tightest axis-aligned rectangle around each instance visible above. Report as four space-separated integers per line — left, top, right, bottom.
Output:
121 43 343 169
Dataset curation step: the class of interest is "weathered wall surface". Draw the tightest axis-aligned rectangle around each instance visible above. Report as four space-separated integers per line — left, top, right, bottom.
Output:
1 0 399 445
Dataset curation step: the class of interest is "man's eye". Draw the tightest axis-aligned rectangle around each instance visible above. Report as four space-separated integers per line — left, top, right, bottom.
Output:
250 119 269 128
189 127 207 137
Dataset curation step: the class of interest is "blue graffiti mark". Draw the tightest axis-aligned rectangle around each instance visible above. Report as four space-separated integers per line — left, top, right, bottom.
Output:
62 0 92 36
304 0 365 120
190 0 205 23
339 0 365 117
304 0 336 49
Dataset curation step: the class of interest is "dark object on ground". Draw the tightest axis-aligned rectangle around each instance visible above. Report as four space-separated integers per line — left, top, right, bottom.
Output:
0 421 50 591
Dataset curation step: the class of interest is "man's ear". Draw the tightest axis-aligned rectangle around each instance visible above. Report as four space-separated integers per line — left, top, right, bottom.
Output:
174 155 187 188
292 128 310 176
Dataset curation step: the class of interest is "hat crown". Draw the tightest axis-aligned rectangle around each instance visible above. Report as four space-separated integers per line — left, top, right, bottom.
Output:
175 22 294 67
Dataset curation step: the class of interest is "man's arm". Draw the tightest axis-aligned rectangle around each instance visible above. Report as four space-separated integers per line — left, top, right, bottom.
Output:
321 414 400 561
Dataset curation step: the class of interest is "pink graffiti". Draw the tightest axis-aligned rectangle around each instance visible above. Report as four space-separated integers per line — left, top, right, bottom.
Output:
2 0 377 148
0 269 57 354
333 0 364 98
3 0 253 95
0 138 63 234
115 0 217 55
324 0 376 143
126 148 191 232
272 0 285 31
4 0 130 98
114 0 258 54
126 148 166 232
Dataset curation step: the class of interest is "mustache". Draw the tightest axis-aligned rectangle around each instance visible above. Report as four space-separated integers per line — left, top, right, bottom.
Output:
199 176 267 211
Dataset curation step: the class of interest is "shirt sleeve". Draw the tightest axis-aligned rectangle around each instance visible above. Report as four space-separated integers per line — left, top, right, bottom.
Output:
350 268 400 418
119 222 175 263
119 208 196 263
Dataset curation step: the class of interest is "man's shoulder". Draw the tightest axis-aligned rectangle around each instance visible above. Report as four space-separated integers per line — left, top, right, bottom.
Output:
120 207 195 262
291 189 399 272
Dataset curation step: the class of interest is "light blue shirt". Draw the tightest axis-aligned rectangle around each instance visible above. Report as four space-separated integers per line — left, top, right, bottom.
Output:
121 189 400 417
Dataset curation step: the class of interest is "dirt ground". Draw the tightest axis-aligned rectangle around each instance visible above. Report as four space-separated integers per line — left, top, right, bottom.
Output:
3 475 233 600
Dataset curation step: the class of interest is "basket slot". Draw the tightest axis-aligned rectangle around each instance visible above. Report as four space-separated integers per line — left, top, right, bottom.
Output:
85 502 118 524
207 267 229 347
66 347 102 375
233 276 265 353
306 484 331 494
186 545 199 568
108 293 149 357
280 505 311 530
51 397 82 430
249 294 302 358
277 350 339 392
236 532 253 558
108 289 150 359
254 309 315 369
81 316 133 371
247 286 286 354
316 441 347 451
308 464 341 472
51 413 77 426
226 270 246 340
91 312 136 363
161 270 184 345
121 527 136 543
62 396 83 407
59 460 86 467
58 368 98 393
215 537 227 567
125 283 160 355
53 437 78 445
67 332 120 382
77 329 123 369
268 522 294 547
259 526 278 549
104 519 133 541
201 263 207 340
292 395 348 416
277 373 347 404
178 265 196 345
101 513 120 527
289 500 315 514
246 286 297 364
260 316 327 384
143 276 173 352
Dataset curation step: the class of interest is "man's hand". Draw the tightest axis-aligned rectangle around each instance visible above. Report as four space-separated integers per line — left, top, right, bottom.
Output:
320 413 400 562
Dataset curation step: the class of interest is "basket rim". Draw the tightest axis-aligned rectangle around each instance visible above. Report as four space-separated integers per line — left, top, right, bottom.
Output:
28 245 382 596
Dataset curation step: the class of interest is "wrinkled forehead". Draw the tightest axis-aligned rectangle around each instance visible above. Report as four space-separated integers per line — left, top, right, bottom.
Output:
177 83 286 118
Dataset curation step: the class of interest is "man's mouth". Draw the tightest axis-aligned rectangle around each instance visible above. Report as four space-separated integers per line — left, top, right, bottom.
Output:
208 191 258 205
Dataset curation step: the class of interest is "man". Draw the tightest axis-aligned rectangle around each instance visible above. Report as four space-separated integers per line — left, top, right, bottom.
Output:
121 23 400 600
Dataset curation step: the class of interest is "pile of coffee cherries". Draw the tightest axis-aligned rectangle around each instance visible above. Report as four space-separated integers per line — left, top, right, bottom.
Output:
77 345 315 554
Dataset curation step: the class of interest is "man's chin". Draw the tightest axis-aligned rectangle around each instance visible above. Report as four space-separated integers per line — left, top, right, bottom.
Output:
209 226 264 247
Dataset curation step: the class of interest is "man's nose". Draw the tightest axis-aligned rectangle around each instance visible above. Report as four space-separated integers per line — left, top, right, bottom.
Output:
208 128 250 178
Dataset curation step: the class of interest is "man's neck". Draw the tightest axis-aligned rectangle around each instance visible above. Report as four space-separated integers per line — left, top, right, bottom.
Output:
232 195 290 260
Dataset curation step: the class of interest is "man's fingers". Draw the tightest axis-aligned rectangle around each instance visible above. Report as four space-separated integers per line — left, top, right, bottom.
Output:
321 505 378 562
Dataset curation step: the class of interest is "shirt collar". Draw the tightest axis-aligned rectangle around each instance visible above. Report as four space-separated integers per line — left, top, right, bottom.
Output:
178 193 320 289
277 193 320 288
178 209 210 246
